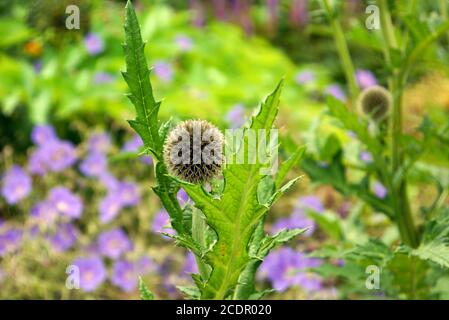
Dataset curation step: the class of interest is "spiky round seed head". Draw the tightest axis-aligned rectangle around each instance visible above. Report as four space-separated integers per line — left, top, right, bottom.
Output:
163 120 224 184
357 85 392 122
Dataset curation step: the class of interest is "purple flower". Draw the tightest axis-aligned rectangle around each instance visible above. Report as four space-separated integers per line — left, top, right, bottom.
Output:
122 135 153 165
182 252 198 275
97 228 132 260
272 210 315 236
152 210 176 239
72 256 107 292
297 196 324 214
347 130 357 139
84 33 104 55
213 0 227 20
135 255 155 275
99 173 120 191
33 60 43 73
93 72 114 84
258 247 322 293
295 70 315 85
47 223 78 252
115 181 140 207
360 151 373 163
290 0 309 27
175 35 193 51
48 187 83 219
28 147 47 175
80 152 108 177
99 193 124 224
1 165 32 205
325 84 347 102
88 132 111 154
111 260 137 292
356 69 378 89
122 135 143 152
153 60 174 82
31 125 57 146
29 140 77 174
46 140 77 171
190 0 205 27
0 227 23 257
225 104 246 128
373 181 388 199
272 196 323 236
267 0 279 31
30 201 59 224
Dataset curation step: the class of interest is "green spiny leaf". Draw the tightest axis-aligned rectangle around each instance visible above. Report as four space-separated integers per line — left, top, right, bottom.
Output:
411 241 449 269
233 227 307 300
248 289 275 300
138 277 154 300
122 0 187 238
177 286 201 300
275 146 306 189
256 228 308 259
123 0 161 157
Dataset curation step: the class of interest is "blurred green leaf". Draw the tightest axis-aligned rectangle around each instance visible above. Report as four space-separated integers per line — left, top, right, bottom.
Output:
138 277 155 300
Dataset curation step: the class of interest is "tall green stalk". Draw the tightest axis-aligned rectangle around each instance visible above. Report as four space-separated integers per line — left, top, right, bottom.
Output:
441 0 448 21
379 0 420 248
440 0 449 43
322 0 359 102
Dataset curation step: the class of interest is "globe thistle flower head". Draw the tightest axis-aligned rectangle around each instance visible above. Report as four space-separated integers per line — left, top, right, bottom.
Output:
357 86 392 122
163 120 224 184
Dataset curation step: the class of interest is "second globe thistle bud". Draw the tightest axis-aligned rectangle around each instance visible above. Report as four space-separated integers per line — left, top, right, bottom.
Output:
357 86 392 122
163 120 224 184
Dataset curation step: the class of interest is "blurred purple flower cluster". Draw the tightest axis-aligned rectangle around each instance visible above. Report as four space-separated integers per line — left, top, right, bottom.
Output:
1 165 31 205
121 134 153 165
175 34 193 52
0 226 23 257
71 228 155 293
153 60 174 83
0 124 161 295
356 69 377 89
84 33 104 56
28 125 77 175
258 247 322 293
271 196 324 236
225 104 246 128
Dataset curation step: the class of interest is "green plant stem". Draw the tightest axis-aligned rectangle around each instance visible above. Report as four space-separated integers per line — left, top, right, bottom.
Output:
441 0 448 20
378 0 398 51
192 207 211 280
378 1 420 248
322 0 359 102
441 0 449 46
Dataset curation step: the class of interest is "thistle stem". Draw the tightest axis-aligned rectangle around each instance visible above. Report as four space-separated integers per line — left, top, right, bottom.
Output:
322 0 359 102
192 207 211 280
378 0 398 50
379 1 420 248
